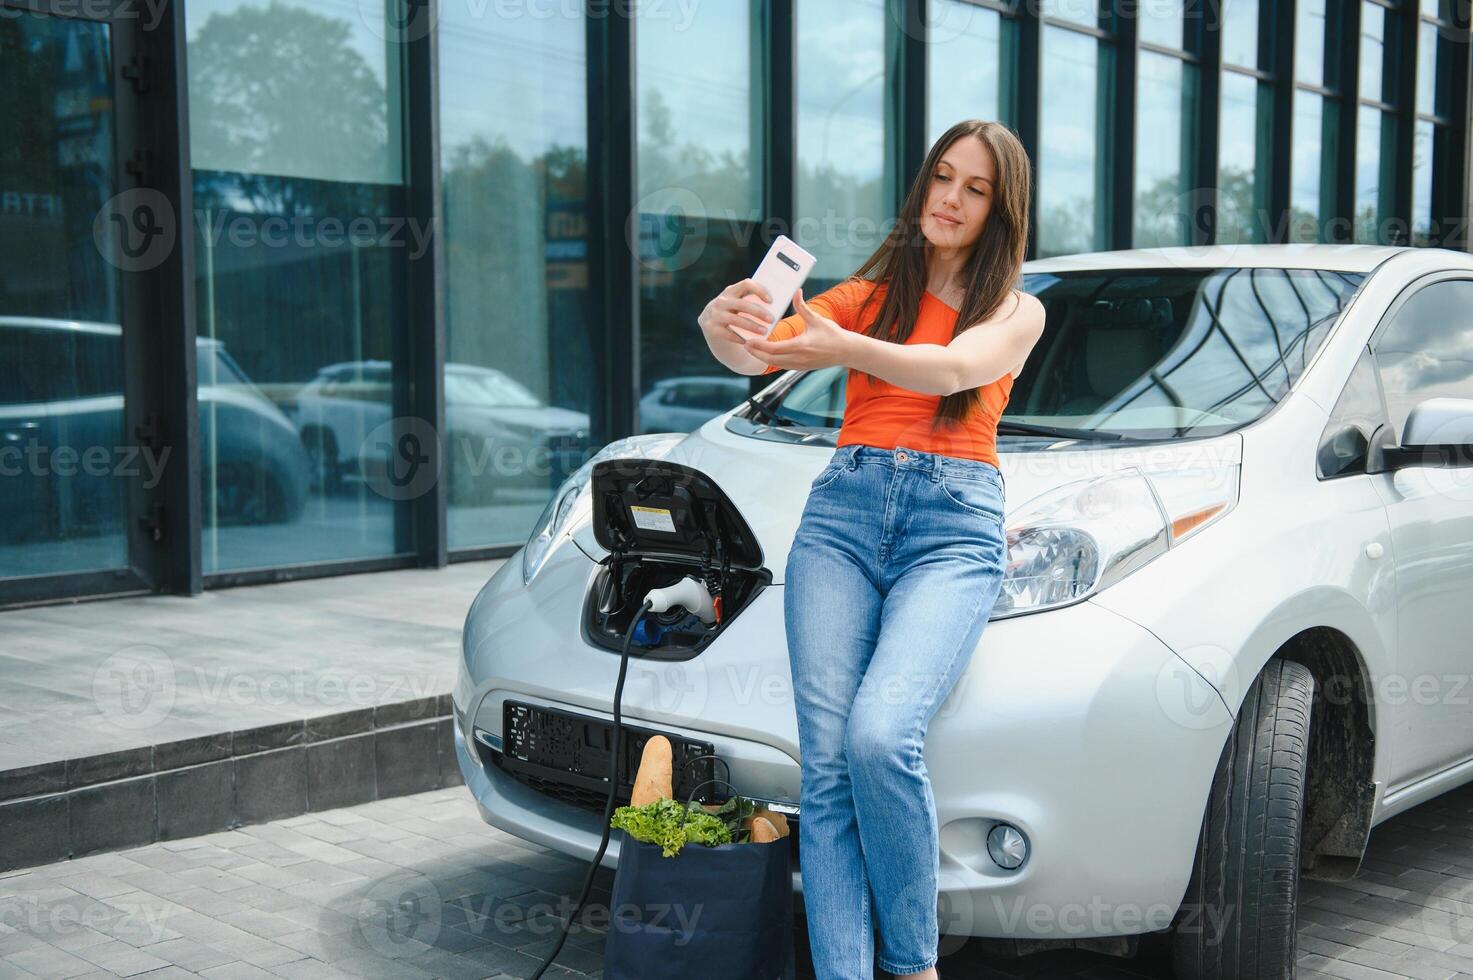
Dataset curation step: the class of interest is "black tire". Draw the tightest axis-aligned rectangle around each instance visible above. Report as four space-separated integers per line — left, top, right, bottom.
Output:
1169 657 1314 980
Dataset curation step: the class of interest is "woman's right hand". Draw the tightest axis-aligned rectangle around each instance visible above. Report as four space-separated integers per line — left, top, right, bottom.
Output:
699 279 777 345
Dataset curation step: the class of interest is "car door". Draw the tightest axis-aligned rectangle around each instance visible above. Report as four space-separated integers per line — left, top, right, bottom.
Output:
1366 276 1473 785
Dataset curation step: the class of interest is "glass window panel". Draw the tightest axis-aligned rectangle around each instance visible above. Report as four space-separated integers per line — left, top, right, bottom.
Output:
1217 71 1271 244
1134 52 1198 247
1295 0 1327 86
1359 2 1399 105
1289 90 1337 243
0 11 125 572
797 0 887 282
1039 26 1111 257
1221 0 1260 68
187 0 403 186
187 0 412 573
1416 20 1437 116
1411 119 1434 246
637 1 766 436
1354 105 1397 243
927 1 1015 143
1137 2 1184 49
438 0 593 549
1041 0 1097 28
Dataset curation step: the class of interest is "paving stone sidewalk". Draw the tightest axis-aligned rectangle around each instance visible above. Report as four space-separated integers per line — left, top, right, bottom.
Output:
4 784 1473 979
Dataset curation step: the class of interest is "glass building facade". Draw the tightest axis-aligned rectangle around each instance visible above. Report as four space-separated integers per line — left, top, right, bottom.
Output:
2 0 1470 607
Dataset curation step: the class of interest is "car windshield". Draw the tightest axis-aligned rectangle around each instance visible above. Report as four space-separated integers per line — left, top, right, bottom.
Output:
747 266 1365 441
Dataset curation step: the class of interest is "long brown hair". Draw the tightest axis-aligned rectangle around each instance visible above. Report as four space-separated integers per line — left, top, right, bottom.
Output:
843 119 1031 430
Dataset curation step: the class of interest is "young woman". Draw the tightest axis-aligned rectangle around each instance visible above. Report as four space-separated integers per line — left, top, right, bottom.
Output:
698 119 1044 979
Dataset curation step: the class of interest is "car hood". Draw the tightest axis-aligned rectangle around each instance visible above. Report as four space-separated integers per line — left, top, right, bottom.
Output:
571 418 1243 584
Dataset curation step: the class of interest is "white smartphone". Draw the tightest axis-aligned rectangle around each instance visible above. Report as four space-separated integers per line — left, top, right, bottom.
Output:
747 234 817 337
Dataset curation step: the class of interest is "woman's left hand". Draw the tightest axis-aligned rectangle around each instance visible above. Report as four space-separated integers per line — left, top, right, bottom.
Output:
741 288 853 371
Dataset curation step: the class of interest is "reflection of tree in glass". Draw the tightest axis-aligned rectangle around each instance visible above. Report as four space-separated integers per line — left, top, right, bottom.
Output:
1039 198 1094 258
441 132 588 409
187 2 387 215
638 89 754 220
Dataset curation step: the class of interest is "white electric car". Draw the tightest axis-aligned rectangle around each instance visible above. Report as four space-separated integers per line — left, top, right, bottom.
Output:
454 243 1473 978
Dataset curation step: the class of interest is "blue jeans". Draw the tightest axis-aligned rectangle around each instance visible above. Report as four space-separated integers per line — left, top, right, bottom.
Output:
785 443 1008 978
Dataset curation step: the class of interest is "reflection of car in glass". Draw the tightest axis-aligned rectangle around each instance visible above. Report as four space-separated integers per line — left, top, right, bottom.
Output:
456 245 1473 977
0 317 308 540
286 361 589 503
638 375 751 433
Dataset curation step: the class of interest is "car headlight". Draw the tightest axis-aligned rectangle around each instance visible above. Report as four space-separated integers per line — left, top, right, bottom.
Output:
521 432 687 584
993 462 1239 618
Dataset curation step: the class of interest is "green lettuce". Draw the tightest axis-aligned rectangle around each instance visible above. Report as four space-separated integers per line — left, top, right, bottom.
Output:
610 795 749 857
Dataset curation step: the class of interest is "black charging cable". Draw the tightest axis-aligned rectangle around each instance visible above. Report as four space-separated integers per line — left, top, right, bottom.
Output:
530 597 653 979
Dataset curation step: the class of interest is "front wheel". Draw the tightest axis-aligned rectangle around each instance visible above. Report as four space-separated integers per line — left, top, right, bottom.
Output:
1169 657 1315 980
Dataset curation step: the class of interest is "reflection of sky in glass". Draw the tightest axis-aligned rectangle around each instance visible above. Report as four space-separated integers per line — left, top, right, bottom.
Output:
1220 0 1258 68
1354 105 1385 242
1218 72 1266 243
1039 26 1100 256
1417 21 1437 116
927 1 1003 143
1134 52 1188 246
1360 2 1385 103
1137 2 1183 50
1295 0 1326 86
1040 0 1096 28
797 0 886 279
1290 90 1324 237
1218 72 1257 179
438 1 586 160
638 1 752 218
1411 120 1433 243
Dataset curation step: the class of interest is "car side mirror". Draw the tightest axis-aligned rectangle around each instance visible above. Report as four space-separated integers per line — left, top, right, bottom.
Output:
1381 397 1473 471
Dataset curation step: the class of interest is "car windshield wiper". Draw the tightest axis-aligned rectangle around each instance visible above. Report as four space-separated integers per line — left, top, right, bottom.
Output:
742 395 794 427
995 419 1133 441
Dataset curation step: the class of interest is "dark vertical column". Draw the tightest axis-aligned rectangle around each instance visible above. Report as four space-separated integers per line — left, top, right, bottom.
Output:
1392 0 1419 244
137 0 202 596
586 3 638 444
1016 2 1042 258
1331 0 1361 242
752 0 794 396
1449 1 1472 250
898 0 928 212
1110 0 1138 250
405 0 446 565
1191 0 1222 245
1267 0 1297 241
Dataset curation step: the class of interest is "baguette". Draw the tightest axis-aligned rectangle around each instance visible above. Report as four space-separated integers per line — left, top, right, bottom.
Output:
630 736 673 806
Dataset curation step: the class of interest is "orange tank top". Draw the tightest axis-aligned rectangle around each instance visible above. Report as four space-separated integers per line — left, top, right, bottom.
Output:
762 278 1014 467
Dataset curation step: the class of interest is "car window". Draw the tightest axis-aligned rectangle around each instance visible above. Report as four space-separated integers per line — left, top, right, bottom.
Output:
1369 279 1473 441
1317 345 1387 479
742 266 1365 440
